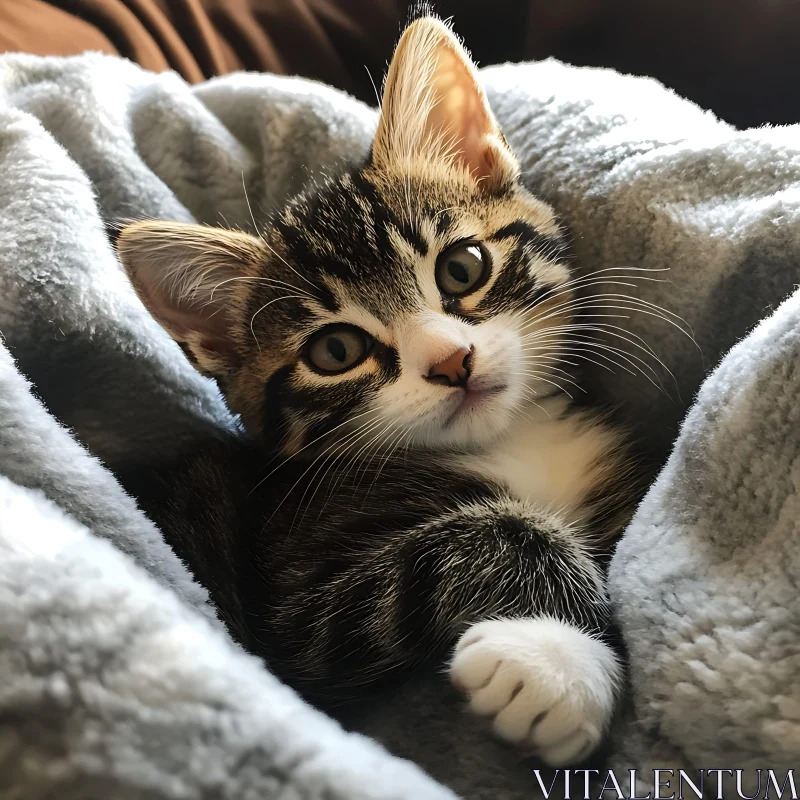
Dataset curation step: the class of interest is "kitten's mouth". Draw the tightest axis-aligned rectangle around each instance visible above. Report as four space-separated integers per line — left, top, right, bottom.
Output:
443 385 507 428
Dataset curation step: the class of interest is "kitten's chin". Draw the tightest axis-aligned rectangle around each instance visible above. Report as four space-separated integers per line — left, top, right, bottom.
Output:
419 388 519 451
447 416 512 450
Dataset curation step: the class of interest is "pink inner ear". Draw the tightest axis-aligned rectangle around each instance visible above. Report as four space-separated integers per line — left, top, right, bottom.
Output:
423 44 498 181
142 275 236 356
460 119 496 181
431 107 497 182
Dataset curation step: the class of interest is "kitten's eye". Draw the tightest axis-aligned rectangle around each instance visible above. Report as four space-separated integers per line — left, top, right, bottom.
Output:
306 325 373 374
435 241 490 297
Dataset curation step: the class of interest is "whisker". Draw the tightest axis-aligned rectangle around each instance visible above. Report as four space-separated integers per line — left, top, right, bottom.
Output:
521 342 636 377
522 322 675 388
240 170 262 236
531 336 667 393
262 415 387 528
364 65 382 107
318 420 397 517
516 391 554 420
514 365 585 395
520 292 694 342
248 405 385 494
506 368 577 399
292 417 392 529
327 414 399 500
530 351 614 374
209 275 315 303
241 171 320 292
364 422 411 500
249 295 312 350
528 265 672 305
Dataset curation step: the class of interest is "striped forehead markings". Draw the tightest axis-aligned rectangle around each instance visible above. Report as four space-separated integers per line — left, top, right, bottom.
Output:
274 171 571 329
489 220 564 255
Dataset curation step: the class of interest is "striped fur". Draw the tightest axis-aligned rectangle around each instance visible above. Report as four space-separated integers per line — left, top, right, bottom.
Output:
117 16 639 766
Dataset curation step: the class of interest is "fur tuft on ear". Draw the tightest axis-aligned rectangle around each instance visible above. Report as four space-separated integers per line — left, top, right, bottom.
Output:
372 16 518 191
116 221 266 377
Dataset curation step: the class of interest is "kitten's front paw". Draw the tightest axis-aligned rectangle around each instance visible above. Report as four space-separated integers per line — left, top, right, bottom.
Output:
449 617 620 766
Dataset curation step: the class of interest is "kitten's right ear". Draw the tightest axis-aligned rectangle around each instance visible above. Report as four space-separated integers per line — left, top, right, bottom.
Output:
116 221 266 377
372 16 518 191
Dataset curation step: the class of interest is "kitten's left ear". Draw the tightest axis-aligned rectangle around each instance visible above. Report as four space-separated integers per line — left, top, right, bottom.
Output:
116 220 265 378
372 16 518 191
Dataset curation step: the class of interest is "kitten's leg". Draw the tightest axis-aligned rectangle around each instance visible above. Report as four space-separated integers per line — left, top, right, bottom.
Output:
268 497 619 764
450 617 621 766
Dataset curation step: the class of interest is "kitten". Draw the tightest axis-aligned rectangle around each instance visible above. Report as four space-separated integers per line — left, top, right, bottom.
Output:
116 16 635 767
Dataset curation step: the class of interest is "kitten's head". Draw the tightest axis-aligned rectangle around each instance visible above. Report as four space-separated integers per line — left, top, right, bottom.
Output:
117 17 572 456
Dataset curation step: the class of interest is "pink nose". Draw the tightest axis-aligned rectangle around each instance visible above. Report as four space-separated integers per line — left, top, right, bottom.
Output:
426 346 473 388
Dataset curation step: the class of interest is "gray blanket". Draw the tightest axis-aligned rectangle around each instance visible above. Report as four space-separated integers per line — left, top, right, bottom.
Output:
0 52 797 799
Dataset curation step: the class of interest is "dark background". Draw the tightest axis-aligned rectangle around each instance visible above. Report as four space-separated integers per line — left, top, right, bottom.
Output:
1 0 797 129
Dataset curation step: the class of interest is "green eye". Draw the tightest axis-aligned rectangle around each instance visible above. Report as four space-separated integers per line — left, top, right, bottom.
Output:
435 241 490 297
306 325 373 374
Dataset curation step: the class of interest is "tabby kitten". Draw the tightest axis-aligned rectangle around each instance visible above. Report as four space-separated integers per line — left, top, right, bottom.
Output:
116 17 633 767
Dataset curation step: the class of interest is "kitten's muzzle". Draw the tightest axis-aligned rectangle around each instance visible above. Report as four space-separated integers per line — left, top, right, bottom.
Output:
425 346 473 388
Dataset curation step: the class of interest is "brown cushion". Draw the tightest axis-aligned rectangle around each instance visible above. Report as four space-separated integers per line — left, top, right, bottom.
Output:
2 2 800 128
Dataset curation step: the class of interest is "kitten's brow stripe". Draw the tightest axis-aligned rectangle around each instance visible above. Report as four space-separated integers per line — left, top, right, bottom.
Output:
272 222 341 311
351 173 428 257
261 364 295 448
490 221 558 252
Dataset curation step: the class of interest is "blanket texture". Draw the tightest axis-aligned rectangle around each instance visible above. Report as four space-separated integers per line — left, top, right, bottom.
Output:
0 51 797 799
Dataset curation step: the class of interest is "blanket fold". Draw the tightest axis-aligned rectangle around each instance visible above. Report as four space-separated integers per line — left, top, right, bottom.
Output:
0 51 797 799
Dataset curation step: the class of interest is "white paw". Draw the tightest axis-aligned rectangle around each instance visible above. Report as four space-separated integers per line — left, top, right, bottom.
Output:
449 617 620 766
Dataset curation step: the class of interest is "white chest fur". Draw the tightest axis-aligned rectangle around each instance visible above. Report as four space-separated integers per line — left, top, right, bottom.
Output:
452 396 621 525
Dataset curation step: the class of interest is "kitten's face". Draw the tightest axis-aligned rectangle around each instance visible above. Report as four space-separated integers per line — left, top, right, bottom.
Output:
228 168 569 454
117 17 572 457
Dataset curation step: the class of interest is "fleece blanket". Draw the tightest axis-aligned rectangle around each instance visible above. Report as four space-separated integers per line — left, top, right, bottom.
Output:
0 52 797 799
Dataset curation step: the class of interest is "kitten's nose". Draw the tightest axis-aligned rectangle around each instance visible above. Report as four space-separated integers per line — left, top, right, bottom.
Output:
426 346 473 388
